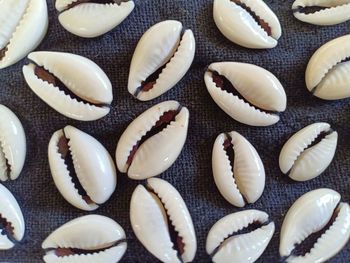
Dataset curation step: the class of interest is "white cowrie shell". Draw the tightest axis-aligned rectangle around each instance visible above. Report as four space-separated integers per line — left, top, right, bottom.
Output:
205 62 286 126
0 183 25 250
0 0 48 69
279 122 338 181
306 34 350 100
130 178 197 263
48 125 117 211
55 0 135 38
42 215 127 263
0 105 26 181
206 210 275 263
292 0 350 26
23 51 112 121
212 131 265 207
280 188 350 263
128 20 196 101
213 0 281 49
116 100 189 180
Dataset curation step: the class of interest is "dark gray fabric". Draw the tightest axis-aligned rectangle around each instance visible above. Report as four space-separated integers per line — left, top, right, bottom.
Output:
0 0 349 262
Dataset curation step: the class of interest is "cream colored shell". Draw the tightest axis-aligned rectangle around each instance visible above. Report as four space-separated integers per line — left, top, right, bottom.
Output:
48 126 117 211
212 131 265 207
42 215 127 263
306 34 350 100
206 210 275 263
0 105 26 181
279 123 338 181
116 100 189 180
213 0 281 49
128 20 195 101
0 0 48 69
280 188 350 262
292 0 350 26
56 0 135 38
0 183 25 250
23 51 112 121
130 178 197 263
205 62 286 126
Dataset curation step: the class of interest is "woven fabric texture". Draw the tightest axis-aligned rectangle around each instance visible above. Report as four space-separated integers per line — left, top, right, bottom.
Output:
0 0 349 262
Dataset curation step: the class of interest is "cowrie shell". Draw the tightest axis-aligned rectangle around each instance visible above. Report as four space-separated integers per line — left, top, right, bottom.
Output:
0 105 26 181
130 178 197 263
206 210 275 263
116 100 189 180
48 125 117 211
0 0 48 69
213 0 282 49
42 215 127 263
204 62 286 126
0 183 25 250
55 0 135 38
292 0 350 26
22 51 112 121
279 122 338 181
212 131 265 207
306 34 350 100
128 20 196 101
279 188 350 263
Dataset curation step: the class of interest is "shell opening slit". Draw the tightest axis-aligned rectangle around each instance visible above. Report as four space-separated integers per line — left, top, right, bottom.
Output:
293 3 350 14
285 128 335 176
0 2 30 61
230 0 272 36
126 107 182 169
33 66 109 108
57 133 94 206
222 133 249 204
0 140 11 180
210 219 271 258
0 214 17 244
311 57 350 94
63 0 131 11
146 185 186 261
47 239 127 258
285 204 342 260
133 30 187 97
210 70 278 115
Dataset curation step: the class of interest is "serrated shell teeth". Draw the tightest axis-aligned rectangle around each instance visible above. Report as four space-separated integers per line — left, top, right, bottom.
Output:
130 178 197 263
306 34 350 100
115 100 189 180
292 0 350 26
212 131 265 207
206 210 274 263
213 0 282 49
48 125 117 211
205 62 286 126
279 188 350 262
42 215 127 263
279 122 338 181
0 105 26 182
22 51 113 121
0 184 25 250
0 0 48 69
128 20 196 101
55 0 135 38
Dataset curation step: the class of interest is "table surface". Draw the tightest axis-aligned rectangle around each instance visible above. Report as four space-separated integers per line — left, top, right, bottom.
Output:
0 0 349 262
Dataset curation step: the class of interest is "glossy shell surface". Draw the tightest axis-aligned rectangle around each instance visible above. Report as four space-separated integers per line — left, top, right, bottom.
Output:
212 131 265 207
48 125 117 211
0 105 26 181
23 51 112 121
56 0 135 38
128 20 195 101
